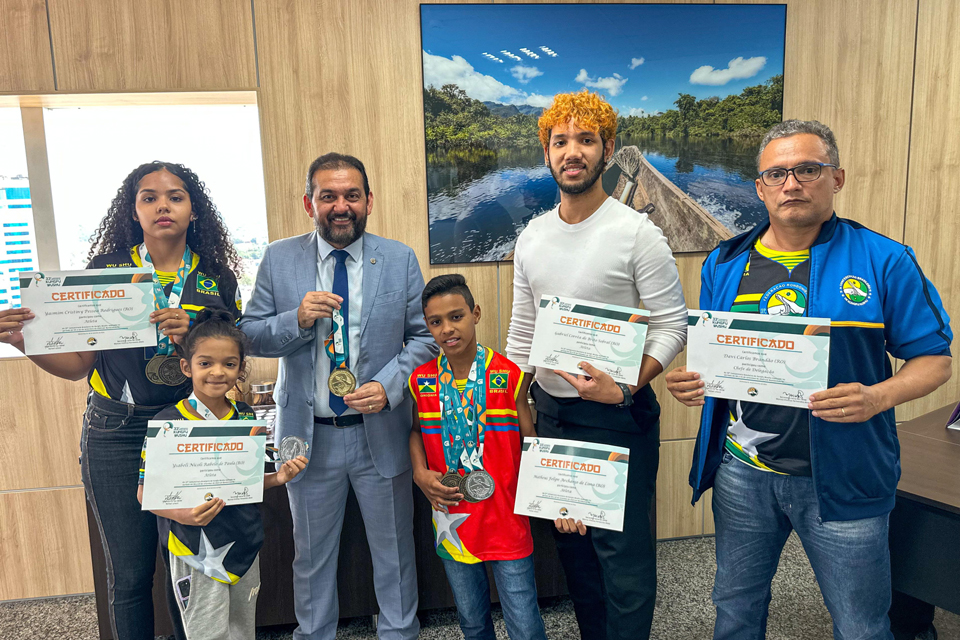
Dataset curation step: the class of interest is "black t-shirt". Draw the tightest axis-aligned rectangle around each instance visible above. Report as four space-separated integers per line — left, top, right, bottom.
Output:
141 399 263 584
86 246 241 406
725 241 812 476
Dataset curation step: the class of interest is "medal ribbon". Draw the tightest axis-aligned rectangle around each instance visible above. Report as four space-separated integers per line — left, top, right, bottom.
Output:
324 308 350 371
139 244 192 356
188 392 243 420
438 344 488 473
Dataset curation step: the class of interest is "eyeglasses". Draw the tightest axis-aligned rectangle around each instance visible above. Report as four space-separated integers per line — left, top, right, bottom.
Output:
758 162 838 186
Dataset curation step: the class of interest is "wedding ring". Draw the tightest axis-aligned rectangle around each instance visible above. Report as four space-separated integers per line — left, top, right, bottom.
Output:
368 404 373 411
840 407 846 417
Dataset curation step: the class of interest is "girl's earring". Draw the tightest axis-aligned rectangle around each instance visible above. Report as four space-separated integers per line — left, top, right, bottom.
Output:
192 217 197 233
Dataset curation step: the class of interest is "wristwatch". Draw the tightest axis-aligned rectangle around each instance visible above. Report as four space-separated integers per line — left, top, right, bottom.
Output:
615 383 634 409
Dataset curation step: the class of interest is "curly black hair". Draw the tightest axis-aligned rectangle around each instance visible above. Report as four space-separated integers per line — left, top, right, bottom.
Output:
87 162 242 283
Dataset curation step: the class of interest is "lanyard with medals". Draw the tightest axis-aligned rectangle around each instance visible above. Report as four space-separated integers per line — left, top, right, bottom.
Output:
437 344 496 503
140 243 191 386
324 302 357 397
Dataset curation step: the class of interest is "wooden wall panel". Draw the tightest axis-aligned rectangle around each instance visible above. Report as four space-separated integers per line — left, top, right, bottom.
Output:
498 262 515 355
0 488 94 600
47 0 257 92
721 0 917 243
0 0 55 93
256 0 443 246
254 0 501 350
0 359 87 492
656 439 702 539
899 0 960 420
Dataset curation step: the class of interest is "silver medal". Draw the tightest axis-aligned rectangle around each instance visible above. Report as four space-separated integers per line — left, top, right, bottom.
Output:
278 435 309 465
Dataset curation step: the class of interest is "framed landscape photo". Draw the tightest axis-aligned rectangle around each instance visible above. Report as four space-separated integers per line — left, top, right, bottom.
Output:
420 3 787 264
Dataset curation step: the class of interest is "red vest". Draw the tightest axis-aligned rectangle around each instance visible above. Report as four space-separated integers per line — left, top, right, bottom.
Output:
409 348 533 563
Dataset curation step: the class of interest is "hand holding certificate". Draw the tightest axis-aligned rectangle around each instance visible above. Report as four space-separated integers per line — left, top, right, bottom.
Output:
19 268 157 355
141 420 267 510
686 310 831 408
528 295 648 385
513 437 630 532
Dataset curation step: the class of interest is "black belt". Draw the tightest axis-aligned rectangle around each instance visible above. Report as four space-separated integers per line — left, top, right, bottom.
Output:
314 414 364 428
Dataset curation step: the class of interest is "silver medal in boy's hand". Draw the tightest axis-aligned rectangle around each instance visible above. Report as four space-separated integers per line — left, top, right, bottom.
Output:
279 435 309 465
460 469 495 503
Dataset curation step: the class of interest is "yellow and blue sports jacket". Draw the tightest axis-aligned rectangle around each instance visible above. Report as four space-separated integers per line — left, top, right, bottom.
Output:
689 214 952 522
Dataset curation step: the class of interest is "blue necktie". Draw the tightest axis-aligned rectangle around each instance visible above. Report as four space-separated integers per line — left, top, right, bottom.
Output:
329 250 350 415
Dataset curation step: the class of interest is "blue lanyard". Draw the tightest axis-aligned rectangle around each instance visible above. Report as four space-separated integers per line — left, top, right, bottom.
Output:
438 344 487 473
139 244 191 355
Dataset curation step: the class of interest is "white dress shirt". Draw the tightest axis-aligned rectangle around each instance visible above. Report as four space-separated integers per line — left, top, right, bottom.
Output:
313 235 364 417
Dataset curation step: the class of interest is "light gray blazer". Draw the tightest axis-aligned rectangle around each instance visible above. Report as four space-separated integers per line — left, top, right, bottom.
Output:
239 231 438 480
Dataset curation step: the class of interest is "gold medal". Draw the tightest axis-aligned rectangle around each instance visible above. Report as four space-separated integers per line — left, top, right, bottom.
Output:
328 367 357 397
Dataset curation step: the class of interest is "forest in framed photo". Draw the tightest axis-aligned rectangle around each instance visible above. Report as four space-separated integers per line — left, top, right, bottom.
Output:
420 3 787 264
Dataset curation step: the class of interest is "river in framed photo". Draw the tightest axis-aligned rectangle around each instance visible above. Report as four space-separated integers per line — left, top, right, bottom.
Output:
420 3 787 264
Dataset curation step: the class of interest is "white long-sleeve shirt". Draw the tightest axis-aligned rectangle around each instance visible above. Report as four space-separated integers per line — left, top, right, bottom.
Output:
506 197 688 398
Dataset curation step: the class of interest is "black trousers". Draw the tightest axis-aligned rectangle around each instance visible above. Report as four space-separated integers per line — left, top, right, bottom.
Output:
889 590 936 640
532 383 661 640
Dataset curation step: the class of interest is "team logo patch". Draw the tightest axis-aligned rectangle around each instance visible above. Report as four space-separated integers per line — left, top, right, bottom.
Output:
489 371 509 391
841 276 871 306
417 375 437 395
197 275 219 294
759 282 807 316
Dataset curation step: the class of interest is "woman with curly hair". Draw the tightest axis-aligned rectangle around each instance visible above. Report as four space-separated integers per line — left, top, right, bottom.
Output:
0 161 243 640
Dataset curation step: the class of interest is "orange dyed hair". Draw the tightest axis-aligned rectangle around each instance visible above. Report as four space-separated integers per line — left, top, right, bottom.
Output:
537 90 618 148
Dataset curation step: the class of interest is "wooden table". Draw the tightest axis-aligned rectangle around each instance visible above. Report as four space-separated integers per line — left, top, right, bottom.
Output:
889 403 960 615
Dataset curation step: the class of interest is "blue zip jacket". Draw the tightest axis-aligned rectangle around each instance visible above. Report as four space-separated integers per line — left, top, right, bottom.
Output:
689 214 952 522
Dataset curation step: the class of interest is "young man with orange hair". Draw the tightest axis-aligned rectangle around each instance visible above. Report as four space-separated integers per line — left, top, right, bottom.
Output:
506 90 687 640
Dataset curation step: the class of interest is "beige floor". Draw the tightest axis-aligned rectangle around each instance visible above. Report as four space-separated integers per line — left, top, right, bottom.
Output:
0 535 957 640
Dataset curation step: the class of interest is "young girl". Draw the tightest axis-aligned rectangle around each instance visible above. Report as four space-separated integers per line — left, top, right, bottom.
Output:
0 161 242 639
138 308 307 640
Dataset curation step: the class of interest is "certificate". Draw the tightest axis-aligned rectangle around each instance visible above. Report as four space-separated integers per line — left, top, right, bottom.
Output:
19 268 157 355
686 310 831 408
141 420 267 510
513 437 630 532
528 295 649 385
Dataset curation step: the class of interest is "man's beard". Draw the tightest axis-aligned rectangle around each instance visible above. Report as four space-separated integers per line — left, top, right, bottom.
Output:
550 157 605 195
315 211 367 247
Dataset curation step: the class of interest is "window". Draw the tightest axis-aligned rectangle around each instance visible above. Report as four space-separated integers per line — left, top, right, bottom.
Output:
0 108 39 358
43 102 268 299
0 94 270 359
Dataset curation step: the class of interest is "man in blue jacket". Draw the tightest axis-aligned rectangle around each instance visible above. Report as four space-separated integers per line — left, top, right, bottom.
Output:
666 120 952 640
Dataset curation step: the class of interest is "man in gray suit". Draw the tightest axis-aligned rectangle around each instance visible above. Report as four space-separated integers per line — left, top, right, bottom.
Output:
240 152 436 640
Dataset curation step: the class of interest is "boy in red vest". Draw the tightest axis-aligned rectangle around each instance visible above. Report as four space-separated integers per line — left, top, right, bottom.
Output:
409 274 546 640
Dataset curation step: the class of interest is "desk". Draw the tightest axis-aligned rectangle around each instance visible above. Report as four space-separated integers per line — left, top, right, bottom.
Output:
889 403 960 615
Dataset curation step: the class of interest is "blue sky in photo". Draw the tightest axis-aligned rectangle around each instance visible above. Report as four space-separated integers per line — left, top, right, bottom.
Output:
421 4 786 116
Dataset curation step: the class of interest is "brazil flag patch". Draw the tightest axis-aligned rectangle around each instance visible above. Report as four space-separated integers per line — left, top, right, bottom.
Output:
417 375 437 395
197 274 219 294
489 371 509 390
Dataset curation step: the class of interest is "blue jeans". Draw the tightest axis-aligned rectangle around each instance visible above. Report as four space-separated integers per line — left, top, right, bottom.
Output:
80 392 184 640
712 451 894 640
441 554 547 640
